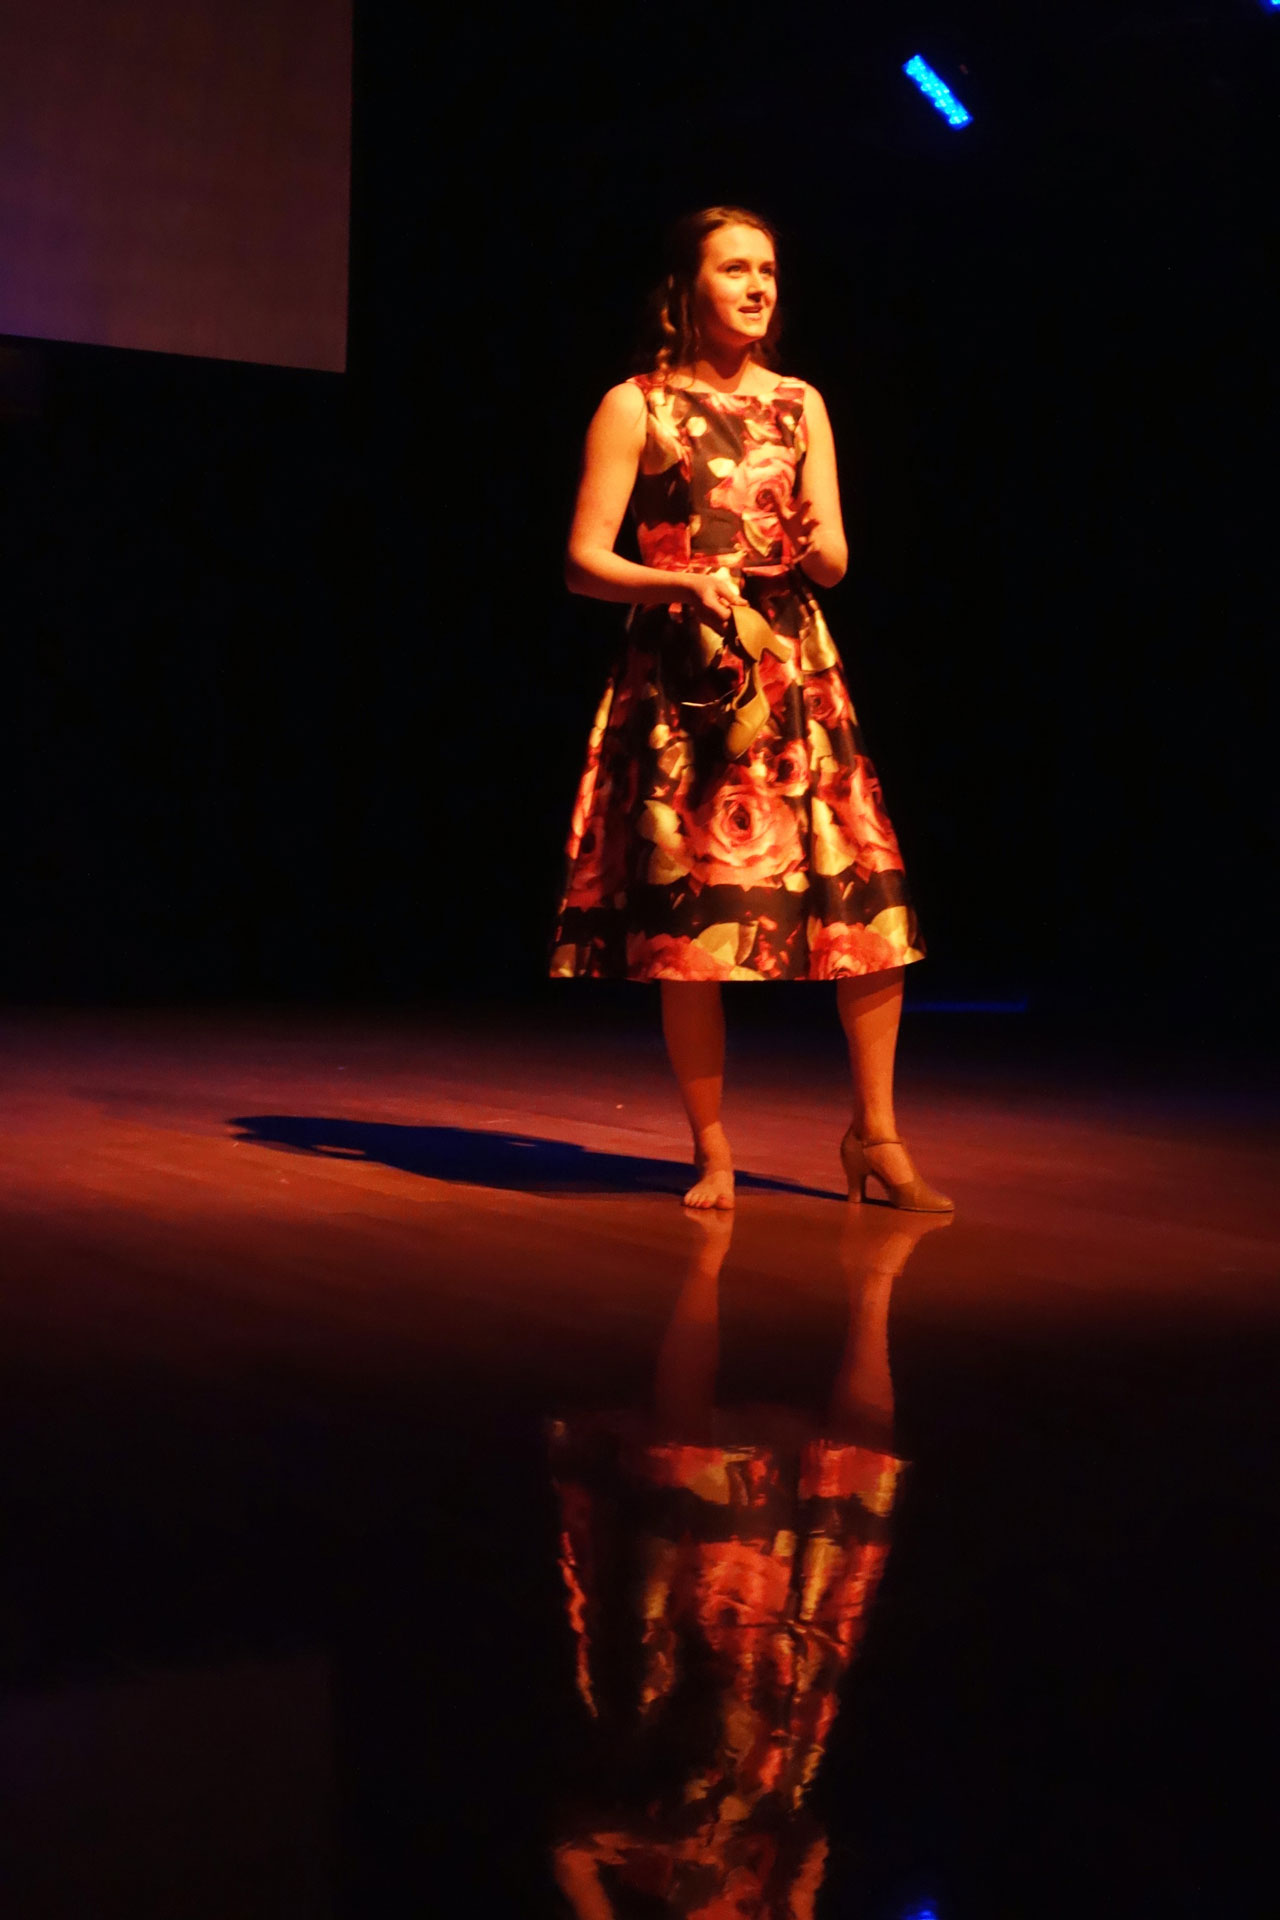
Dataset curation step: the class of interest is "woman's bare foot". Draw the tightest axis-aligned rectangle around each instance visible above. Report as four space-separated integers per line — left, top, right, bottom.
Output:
840 1204 953 1275
687 1207 735 1250
683 1121 735 1210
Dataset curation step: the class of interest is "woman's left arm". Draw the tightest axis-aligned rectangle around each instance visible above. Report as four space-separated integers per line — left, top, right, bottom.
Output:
791 382 849 588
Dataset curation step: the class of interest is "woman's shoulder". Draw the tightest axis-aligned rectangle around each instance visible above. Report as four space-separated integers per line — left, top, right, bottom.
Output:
741 371 810 405
772 374 818 405
592 378 651 424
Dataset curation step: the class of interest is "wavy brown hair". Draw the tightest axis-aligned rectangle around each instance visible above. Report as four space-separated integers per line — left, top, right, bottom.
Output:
634 205 783 376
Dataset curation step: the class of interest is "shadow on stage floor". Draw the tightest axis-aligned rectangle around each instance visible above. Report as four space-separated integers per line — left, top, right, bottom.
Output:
228 1113 840 1200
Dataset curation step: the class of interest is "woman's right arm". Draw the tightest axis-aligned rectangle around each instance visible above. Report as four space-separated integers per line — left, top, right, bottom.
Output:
564 383 742 620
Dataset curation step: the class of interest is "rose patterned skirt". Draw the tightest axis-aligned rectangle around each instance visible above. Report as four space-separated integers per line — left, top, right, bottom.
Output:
545 1414 904 1912
549 574 925 982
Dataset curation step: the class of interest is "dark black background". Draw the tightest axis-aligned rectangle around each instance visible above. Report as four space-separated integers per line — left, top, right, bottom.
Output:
2 0 1275 1024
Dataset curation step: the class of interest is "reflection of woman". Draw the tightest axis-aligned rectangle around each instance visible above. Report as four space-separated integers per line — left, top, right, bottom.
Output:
550 204 951 1217
547 1205 949 1919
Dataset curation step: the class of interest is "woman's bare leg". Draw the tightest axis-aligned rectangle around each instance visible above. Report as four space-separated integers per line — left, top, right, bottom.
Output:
836 966 916 1190
654 1212 733 1440
828 1208 952 1443
827 1255 896 1450
659 980 734 1209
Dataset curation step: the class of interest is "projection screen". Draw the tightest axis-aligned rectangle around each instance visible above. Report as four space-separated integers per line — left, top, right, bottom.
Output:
0 0 351 371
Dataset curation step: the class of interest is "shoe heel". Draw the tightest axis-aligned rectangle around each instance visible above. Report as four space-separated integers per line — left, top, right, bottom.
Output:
840 1128 870 1202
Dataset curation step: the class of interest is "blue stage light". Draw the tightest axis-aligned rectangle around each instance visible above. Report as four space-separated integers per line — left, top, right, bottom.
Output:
903 54 973 128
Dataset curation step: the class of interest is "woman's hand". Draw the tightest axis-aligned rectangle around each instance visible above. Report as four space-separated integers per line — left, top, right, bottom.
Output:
764 489 820 565
679 571 747 629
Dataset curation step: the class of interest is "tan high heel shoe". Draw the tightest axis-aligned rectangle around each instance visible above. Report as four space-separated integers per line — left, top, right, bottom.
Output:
840 1128 955 1213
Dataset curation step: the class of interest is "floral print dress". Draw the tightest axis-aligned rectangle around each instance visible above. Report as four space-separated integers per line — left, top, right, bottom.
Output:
550 372 925 982
547 1414 904 1915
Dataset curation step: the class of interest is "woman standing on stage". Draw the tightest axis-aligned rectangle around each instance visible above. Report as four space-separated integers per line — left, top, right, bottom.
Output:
550 206 951 1217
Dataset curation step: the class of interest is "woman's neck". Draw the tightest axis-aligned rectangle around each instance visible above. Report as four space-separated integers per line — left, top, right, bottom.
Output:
685 346 763 393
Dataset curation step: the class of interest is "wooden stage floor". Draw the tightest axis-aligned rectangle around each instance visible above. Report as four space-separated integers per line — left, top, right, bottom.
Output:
0 1000 1275 1917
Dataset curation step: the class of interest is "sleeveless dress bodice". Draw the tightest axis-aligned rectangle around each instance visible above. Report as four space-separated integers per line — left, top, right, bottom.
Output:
629 373 809 577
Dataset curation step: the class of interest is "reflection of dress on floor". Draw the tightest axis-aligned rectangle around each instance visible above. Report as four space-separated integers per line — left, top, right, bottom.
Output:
550 372 925 982
547 1413 904 1916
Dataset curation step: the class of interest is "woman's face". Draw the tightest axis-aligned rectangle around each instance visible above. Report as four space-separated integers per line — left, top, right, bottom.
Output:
692 223 777 355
